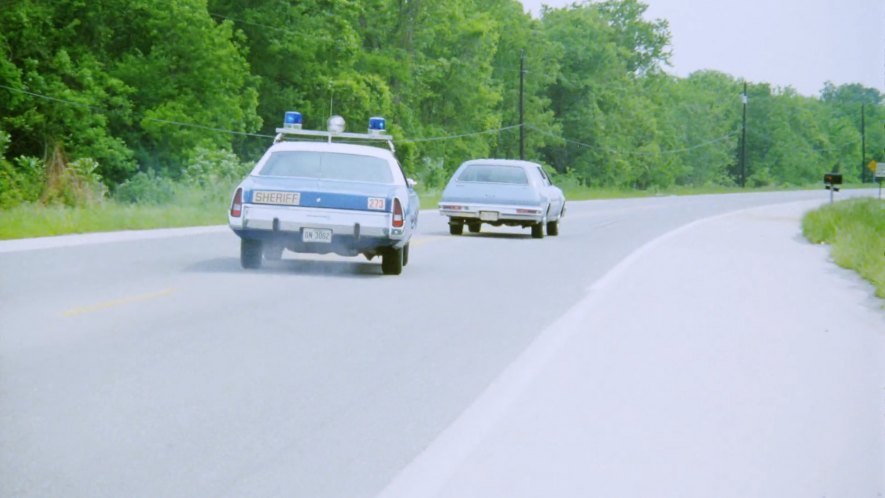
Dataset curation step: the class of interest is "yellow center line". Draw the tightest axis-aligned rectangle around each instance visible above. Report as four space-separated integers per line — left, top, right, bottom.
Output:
63 287 179 317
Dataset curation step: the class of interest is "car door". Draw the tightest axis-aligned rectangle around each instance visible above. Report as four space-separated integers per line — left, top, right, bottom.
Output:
534 166 563 219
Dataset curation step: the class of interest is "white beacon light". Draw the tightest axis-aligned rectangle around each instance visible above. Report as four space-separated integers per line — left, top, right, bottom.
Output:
327 115 346 134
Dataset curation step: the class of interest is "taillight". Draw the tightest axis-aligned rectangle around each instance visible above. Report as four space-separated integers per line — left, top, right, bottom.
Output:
392 198 404 228
230 188 243 217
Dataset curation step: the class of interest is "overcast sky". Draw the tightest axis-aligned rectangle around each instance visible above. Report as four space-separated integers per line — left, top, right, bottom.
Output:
520 0 885 97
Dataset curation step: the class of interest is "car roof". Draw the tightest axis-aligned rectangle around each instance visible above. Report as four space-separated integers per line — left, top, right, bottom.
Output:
460 159 541 169
268 140 396 160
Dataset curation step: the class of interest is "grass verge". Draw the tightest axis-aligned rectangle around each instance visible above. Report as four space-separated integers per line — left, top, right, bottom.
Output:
802 197 885 300
0 201 228 239
418 183 827 208
0 183 864 241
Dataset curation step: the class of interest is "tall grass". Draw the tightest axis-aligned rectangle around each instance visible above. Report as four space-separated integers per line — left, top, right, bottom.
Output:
802 197 885 300
0 198 228 239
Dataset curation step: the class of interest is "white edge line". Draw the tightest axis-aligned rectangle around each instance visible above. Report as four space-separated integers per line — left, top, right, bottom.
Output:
0 225 229 254
377 198 828 498
0 208 447 254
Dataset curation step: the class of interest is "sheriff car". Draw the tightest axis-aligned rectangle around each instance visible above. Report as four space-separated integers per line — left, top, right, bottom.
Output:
228 113 419 275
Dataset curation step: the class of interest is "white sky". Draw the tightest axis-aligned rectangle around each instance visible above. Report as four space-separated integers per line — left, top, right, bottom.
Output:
520 0 885 97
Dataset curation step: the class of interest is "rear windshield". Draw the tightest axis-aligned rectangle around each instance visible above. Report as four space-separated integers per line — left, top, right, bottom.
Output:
259 151 394 183
457 164 528 185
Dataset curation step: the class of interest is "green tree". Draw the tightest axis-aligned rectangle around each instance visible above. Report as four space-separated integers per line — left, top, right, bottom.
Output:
541 1 671 187
109 0 260 177
658 71 741 186
0 1 135 184
479 0 561 164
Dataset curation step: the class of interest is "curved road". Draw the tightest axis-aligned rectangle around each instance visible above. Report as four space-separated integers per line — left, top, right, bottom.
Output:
0 190 873 497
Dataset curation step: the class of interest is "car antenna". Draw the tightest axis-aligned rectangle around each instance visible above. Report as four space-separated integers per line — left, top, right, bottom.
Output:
328 85 334 143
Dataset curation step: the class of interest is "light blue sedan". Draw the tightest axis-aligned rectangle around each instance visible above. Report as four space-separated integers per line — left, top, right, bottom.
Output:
229 114 419 275
438 159 565 238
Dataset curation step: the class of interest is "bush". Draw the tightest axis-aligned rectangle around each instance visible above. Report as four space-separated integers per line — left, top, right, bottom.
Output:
747 167 775 188
415 156 448 189
183 147 250 188
42 147 107 207
0 130 45 208
114 170 177 205
551 167 584 190
0 155 45 208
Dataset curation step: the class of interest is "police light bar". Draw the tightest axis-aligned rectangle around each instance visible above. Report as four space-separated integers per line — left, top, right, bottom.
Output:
274 112 395 152
283 111 302 129
368 117 386 135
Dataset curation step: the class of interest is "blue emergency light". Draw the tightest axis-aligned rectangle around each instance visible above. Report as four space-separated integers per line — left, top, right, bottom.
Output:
283 111 302 129
368 116 386 135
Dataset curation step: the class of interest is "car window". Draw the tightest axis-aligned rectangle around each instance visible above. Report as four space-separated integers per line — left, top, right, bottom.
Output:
457 164 528 185
536 166 551 185
259 151 394 183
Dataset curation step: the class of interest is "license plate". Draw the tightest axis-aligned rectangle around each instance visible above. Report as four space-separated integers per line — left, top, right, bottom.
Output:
302 228 332 243
479 211 499 221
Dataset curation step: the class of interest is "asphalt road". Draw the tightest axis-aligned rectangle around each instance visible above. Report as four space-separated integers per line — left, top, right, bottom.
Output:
0 190 872 497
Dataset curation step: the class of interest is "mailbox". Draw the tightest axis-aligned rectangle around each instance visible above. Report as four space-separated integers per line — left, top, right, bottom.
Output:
824 172 842 185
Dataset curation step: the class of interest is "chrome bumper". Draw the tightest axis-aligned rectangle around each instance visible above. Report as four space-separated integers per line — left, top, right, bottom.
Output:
438 202 545 223
229 204 405 239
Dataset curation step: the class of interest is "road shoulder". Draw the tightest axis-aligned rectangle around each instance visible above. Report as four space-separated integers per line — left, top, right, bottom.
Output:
380 199 885 498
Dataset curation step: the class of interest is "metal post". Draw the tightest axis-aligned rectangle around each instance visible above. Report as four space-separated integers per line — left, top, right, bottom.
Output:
740 82 747 188
519 49 525 160
861 103 866 183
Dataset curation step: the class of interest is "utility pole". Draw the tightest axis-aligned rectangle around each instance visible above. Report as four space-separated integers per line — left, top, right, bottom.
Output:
740 82 748 187
861 103 866 183
519 49 526 160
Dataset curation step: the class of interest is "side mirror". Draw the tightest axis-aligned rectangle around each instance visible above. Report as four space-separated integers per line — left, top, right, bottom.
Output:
407 178 418 188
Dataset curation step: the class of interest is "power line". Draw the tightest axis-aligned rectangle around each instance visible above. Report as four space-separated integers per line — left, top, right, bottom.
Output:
526 124 737 156
647 132 738 155
0 83 273 139
0 83 746 155
139 117 273 139
400 124 522 143
1 83 527 144
0 84 102 112
207 11 291 35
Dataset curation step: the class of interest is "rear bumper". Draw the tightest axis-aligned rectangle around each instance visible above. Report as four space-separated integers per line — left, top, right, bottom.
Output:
438 202 545 224
229 204 408 252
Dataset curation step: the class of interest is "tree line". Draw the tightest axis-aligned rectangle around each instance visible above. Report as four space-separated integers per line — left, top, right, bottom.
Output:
1 0 882 207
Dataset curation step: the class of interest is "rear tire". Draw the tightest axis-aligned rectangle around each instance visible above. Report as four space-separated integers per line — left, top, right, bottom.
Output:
241 238 263 269
402 243 410 267
531 223 545 239
467 223 481 233
382 246 403 275
546 220 559 236
449 223 464 236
